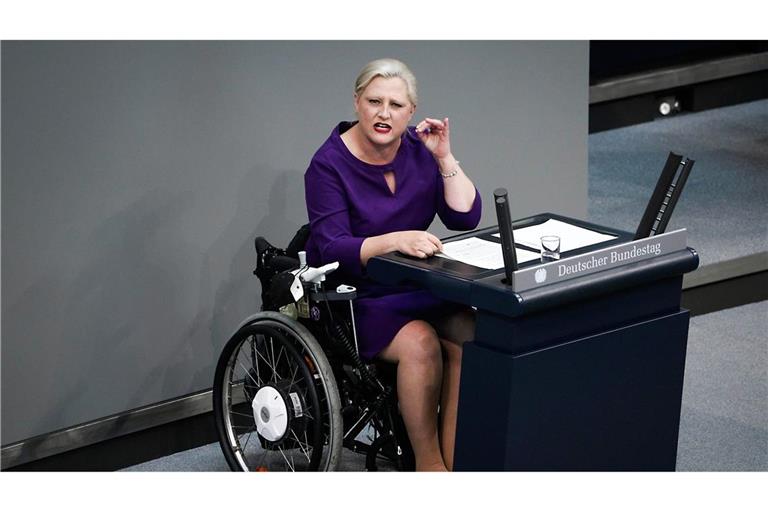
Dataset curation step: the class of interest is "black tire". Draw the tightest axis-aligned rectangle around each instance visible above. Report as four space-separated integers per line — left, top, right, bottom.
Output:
213 312 342 471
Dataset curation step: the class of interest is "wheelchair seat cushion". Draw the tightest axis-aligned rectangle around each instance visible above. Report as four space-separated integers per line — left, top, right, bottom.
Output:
353 288 465 361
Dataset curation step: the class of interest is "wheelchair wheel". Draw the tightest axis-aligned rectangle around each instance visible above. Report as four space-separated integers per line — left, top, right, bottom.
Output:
213 311 342 471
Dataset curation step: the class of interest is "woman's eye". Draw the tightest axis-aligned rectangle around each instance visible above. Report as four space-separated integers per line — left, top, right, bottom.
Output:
369 99 380 104
391 103 402 109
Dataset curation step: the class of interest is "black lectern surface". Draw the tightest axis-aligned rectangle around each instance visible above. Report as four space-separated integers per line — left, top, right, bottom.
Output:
367 212 699 471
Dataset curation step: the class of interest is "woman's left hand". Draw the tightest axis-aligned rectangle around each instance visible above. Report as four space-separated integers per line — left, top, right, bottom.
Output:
416 117 452 159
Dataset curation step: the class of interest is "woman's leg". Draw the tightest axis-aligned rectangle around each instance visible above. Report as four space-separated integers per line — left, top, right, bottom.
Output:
433 308 476 471
378 319 446 471
438 339 463 470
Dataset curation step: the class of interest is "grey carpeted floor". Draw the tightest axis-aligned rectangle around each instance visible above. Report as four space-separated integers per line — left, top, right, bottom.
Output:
589 99 768 266
121 439 397 472
677 301 767 471
123 100 768 472
122 300 768 472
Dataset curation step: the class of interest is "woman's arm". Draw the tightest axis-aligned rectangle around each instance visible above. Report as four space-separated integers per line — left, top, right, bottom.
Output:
360 230 443 266
416 117 482 230
435 153 476 213
416 117 478 212
305 160 367 276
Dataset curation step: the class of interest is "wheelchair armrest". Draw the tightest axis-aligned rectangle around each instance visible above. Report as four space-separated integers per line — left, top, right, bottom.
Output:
310 287 357 302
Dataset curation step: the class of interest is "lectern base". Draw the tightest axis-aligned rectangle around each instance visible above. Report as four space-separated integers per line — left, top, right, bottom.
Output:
454 309 690 471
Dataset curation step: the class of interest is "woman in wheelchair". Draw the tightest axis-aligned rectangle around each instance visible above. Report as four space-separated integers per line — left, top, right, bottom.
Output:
213 58 480 472
304 58 481 471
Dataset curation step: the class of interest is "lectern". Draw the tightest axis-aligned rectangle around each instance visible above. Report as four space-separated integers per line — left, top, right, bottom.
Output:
367 213 698 470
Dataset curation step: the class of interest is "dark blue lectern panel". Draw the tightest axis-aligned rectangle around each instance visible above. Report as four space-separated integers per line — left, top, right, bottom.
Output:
455 310 689 471
474 276 684 355
367 213 698 471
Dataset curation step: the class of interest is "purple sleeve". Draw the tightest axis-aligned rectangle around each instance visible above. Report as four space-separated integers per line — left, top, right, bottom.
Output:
436 176 483 231
305 159 366 277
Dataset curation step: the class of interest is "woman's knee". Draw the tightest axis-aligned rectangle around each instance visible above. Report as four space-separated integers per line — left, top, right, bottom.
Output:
435 308 476 347
396 320 442 365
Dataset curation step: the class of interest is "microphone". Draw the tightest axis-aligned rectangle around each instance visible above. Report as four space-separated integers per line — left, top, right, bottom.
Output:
494 188 517 286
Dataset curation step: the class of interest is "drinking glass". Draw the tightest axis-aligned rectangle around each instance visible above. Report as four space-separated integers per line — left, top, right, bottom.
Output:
540 235 561 261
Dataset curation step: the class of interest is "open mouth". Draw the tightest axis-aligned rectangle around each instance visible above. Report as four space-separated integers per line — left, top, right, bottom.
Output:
373 123 392 134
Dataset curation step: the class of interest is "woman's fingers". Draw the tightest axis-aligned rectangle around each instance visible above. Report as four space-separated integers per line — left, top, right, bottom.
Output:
413 245 431 258
416 117 448 134
418 234 442 257
398 231 442 258
426 232 444 252
416 120 434 134
425 117 445 128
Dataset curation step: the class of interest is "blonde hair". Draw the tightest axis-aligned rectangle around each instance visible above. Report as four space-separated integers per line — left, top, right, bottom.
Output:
354 58 418 106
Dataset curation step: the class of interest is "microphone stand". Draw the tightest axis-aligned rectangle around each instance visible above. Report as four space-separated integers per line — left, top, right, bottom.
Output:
494 188 518 287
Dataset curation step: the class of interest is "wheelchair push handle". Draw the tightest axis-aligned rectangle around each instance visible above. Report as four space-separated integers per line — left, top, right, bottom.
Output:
272 255 301 272
254 236 299 274
254 236 272 255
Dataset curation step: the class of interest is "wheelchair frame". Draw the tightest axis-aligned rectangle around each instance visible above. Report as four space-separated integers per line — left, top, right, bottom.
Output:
212 228 414 471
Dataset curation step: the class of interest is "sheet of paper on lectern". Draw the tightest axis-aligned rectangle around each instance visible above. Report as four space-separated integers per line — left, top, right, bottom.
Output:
437 237 539 270
493 218 617 252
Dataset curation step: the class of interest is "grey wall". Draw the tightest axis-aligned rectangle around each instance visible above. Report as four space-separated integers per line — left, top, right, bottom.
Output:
1 41 588 444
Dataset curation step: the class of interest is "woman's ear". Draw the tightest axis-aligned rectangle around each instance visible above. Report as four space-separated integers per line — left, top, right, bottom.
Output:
352 93 360 115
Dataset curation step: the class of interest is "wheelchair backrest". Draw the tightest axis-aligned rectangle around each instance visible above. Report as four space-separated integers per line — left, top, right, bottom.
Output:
285 223 310 259
253 225 366 369
254 224 310 310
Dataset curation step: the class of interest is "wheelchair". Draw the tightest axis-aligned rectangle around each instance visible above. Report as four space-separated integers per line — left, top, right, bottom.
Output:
212 225 415 471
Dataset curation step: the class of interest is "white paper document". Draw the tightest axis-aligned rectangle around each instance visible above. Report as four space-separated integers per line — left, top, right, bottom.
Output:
493 218 617 253
438 237 539 270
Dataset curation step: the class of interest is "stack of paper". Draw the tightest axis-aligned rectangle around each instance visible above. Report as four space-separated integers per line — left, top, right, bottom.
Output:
438 237 539 270
494 218 617 252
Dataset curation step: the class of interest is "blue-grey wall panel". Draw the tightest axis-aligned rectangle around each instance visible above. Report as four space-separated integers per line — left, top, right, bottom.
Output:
1 41 588 443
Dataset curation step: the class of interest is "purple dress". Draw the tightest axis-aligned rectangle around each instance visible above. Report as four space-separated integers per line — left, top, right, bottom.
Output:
304 121 482 360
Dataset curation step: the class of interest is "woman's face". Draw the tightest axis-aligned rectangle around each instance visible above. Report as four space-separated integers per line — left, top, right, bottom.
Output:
354 76 415 149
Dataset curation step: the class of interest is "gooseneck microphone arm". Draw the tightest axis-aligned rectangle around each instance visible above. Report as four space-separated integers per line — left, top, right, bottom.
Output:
494 188 518 286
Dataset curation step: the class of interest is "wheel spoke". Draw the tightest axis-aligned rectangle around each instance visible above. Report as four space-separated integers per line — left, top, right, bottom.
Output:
277 447 295 471
288 429 312 462
242 429 254 451
249 335 263 385
235 349 266 387
274 344 287 376
269 336 277 380
251 442 270 470
231 427 252 437
236 360 261 390
255 343 283 381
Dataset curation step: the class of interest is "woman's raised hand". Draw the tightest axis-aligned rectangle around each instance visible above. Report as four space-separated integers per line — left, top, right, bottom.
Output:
394 230 444 259
415 117 451 159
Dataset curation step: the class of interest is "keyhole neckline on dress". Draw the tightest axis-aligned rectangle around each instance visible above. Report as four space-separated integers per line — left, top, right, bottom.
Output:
383 170 396 195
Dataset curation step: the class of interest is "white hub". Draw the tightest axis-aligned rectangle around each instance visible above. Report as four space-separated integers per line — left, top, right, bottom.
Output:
252 386 288 442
